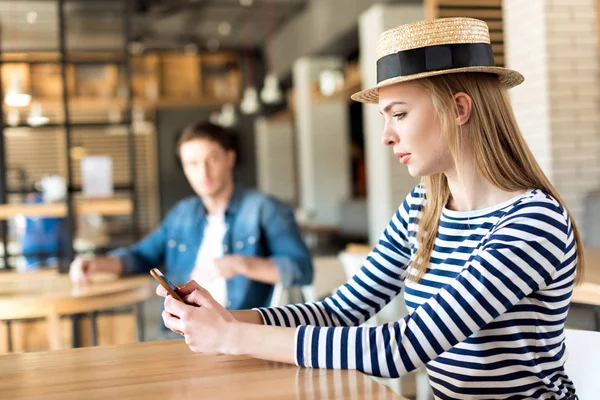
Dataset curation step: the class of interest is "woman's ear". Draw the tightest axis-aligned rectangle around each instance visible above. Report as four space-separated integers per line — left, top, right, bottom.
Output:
454 92 472 126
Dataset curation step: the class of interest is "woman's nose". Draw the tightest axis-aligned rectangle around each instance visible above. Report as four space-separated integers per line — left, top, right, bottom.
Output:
382 126 399 147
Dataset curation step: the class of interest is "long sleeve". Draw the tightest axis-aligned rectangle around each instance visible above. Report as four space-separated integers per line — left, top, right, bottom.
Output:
256 188 417 328
109 204 180 275
294 199 574 378
261 198 314 287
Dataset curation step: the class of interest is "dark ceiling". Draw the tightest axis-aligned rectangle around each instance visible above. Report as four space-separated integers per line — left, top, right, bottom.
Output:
0 0 308 52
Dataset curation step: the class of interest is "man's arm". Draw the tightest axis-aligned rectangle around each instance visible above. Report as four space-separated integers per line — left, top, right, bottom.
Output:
217 199 312 285
259 198 313 287
236 256 280 283
108 203 184 275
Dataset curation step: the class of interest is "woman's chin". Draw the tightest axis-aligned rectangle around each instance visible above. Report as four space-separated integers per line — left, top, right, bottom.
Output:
406 165 423 178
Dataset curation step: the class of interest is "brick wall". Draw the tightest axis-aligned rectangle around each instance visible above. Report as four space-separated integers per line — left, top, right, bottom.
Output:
504 0 600 230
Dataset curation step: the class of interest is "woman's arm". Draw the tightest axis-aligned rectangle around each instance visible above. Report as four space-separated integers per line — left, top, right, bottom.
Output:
162 200 574 378
161 284 297 364
230 310 264 325
288 202 574 377
254 197 415 329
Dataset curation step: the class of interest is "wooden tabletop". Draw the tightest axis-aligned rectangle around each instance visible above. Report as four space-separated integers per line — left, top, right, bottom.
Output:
0 340 406 400
0 198 133 220
571 247 600 307
0 270 154 320
582 247 600 284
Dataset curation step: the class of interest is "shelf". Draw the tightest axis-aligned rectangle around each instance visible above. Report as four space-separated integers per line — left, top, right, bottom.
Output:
312 65 362 103
3 96 239 112
2 51 242 110
1 53 61 63
6 184 134 195
5 122 132 130
0 198 133 220
151 97 240 108
78 199 133 216
0 59 127 66
0 52 127 65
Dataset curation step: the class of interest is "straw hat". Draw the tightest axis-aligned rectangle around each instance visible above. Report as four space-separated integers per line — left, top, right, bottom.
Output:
351 17 524 104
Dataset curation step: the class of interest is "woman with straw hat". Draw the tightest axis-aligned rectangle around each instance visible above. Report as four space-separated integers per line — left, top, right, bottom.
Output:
158 18 582 399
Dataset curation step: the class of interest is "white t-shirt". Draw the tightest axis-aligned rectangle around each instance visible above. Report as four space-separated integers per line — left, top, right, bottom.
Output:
194 214 228 307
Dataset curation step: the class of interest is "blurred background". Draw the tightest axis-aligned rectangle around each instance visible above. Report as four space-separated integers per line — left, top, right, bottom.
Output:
0 0 598 397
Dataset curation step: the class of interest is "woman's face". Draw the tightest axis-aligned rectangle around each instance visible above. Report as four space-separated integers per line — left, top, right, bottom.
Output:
378 81 455 177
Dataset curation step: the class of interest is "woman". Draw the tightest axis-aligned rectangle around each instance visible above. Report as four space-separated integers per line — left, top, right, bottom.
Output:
158 18 583 399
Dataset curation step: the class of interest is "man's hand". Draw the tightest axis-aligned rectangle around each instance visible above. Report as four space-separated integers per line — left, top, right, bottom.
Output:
69 256 123 283
69 255 96 283
190 255 248 283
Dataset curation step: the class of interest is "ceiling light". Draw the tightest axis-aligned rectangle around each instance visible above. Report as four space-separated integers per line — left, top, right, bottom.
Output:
27 102 49 127
218 21 232 37
260 74 283 105
128 40 145 55
240 87 260 115
219 103 237 127
5 76 31 107
184 42 198 55
206 38 220 52
209 112 222 126
26 11 38 24
318 70 345 97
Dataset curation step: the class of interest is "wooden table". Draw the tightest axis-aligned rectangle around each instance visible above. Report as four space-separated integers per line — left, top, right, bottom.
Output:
0 270 154 350
571 247 600 304
571 248 600 329
0 340 407 399
0 198 133 219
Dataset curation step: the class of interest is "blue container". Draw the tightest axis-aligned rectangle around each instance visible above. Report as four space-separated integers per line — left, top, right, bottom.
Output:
19 194 70 270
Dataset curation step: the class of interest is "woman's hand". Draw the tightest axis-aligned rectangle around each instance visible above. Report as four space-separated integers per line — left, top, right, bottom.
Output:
156 280 296 365
159 280 238 355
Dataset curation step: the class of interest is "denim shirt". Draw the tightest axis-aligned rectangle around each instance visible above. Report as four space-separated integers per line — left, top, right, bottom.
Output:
109 186 313 310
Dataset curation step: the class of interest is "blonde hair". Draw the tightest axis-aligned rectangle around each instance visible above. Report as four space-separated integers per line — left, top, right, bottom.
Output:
408 72 585 285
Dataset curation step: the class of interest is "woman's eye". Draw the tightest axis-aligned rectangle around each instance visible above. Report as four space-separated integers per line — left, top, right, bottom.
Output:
393 112 406 120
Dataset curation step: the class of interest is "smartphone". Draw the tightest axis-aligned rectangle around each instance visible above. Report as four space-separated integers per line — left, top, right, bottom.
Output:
150 268 185 302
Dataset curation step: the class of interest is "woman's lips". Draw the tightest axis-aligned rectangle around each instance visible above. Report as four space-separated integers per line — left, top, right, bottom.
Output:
395 152 411 165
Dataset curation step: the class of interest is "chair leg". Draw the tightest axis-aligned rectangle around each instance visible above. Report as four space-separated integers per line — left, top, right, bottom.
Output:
269 284 285 308
6 320 12 353
136 302 145 342
301 285 317 303
90 312 98 346
71 314 81 348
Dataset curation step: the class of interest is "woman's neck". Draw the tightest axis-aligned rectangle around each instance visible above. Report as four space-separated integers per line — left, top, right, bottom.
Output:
444 166 526 212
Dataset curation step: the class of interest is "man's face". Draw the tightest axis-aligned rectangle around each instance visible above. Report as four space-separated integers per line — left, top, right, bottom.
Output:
179 138 235 198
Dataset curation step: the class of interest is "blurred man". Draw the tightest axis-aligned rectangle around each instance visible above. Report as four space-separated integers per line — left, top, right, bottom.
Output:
70 121 313 310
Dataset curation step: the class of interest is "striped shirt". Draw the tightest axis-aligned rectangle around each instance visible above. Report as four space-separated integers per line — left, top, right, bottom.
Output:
257 185 578 399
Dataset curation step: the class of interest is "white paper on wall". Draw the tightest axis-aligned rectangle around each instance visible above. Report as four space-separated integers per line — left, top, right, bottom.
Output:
81 156 113 198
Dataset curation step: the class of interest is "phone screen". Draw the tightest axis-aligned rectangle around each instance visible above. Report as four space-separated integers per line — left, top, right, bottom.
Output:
161 274 179 292
150 268 185 302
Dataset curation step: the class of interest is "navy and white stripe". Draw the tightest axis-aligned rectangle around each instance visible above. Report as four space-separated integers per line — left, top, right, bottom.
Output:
257 185 578 399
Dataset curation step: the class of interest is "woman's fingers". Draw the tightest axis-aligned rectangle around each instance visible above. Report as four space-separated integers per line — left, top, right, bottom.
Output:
176 280 203 296
156 284 168 297
161 310 184 336
185 288 216 308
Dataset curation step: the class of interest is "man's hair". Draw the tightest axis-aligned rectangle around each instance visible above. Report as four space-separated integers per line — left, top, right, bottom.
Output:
175 121 236 157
